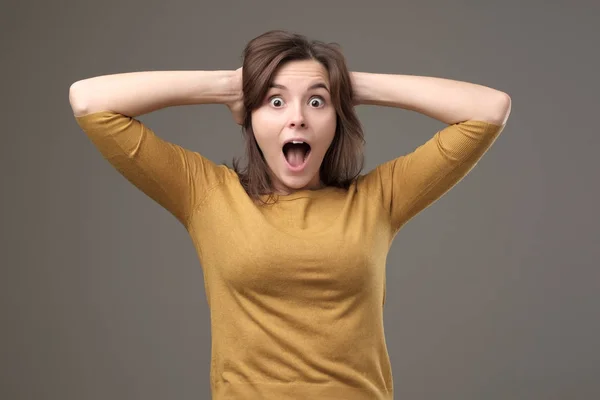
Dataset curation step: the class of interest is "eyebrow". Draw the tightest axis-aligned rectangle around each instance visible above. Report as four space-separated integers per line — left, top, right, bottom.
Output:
269 82 330 92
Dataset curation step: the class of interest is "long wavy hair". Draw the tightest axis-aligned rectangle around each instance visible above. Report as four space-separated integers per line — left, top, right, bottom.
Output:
232 30 365 203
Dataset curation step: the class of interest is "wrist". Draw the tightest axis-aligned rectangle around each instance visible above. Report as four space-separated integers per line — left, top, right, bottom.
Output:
218 70 242 105
350 72 361 105
350 71 371 106
187 70 239 105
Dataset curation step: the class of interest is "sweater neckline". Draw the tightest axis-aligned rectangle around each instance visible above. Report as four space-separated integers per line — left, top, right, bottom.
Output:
258 186 341 202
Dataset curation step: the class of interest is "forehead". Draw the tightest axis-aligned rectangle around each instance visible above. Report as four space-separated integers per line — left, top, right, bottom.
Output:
271 60 329 86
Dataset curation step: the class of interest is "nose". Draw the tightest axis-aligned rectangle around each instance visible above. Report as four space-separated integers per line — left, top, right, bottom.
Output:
289 120 306 128
288 104 307 129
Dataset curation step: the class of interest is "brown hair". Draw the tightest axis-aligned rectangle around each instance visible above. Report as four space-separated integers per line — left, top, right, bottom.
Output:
231 30 365 202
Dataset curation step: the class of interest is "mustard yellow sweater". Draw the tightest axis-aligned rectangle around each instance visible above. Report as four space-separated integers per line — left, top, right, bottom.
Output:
75 111 504 399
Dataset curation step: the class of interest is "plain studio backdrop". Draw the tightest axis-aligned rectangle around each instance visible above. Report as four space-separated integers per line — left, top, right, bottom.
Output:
2 1 598 399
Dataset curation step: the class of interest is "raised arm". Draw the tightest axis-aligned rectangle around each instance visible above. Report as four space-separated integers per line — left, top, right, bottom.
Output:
69 70 240 117
353 72 511 233
352 72 511 125
68 70 242 227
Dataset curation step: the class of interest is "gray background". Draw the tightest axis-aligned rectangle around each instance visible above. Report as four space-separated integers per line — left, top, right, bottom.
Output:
2 0 599 399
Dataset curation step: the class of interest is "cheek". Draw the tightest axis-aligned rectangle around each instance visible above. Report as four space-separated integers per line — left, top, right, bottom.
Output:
251 116 282 159
315 114 337 151
253 132 275 158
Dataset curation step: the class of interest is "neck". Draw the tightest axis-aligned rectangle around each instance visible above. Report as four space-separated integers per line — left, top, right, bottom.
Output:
271 177 324 195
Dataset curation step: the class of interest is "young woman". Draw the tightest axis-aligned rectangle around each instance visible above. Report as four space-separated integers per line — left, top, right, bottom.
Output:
69 30 511 399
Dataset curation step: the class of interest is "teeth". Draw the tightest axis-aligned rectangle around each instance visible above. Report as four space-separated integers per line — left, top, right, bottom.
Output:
291 140 304 144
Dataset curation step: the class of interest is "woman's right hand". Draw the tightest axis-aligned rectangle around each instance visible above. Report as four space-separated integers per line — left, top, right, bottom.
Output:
226 67 245 125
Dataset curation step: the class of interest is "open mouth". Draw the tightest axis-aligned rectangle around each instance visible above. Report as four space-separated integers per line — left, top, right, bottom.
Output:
282 140 312 169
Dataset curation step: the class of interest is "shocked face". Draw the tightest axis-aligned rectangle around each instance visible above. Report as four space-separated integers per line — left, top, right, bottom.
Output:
251 59 337 194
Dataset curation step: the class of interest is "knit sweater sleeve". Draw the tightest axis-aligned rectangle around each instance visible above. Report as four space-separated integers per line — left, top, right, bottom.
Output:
74 110 228 227
366 120 505 234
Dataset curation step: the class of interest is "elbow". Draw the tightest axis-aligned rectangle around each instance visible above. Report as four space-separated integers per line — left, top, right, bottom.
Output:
485 91 512 126
69 81 90 116
496 91 512 125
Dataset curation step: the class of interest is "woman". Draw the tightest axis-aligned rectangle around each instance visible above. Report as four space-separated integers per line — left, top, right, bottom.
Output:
69 30 511 399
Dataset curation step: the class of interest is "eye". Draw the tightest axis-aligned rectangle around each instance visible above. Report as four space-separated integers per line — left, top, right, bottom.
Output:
269 96 285 108
309 96 325 108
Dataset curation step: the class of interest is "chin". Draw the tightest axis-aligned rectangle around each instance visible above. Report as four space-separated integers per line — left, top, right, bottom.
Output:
267 153 323 193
